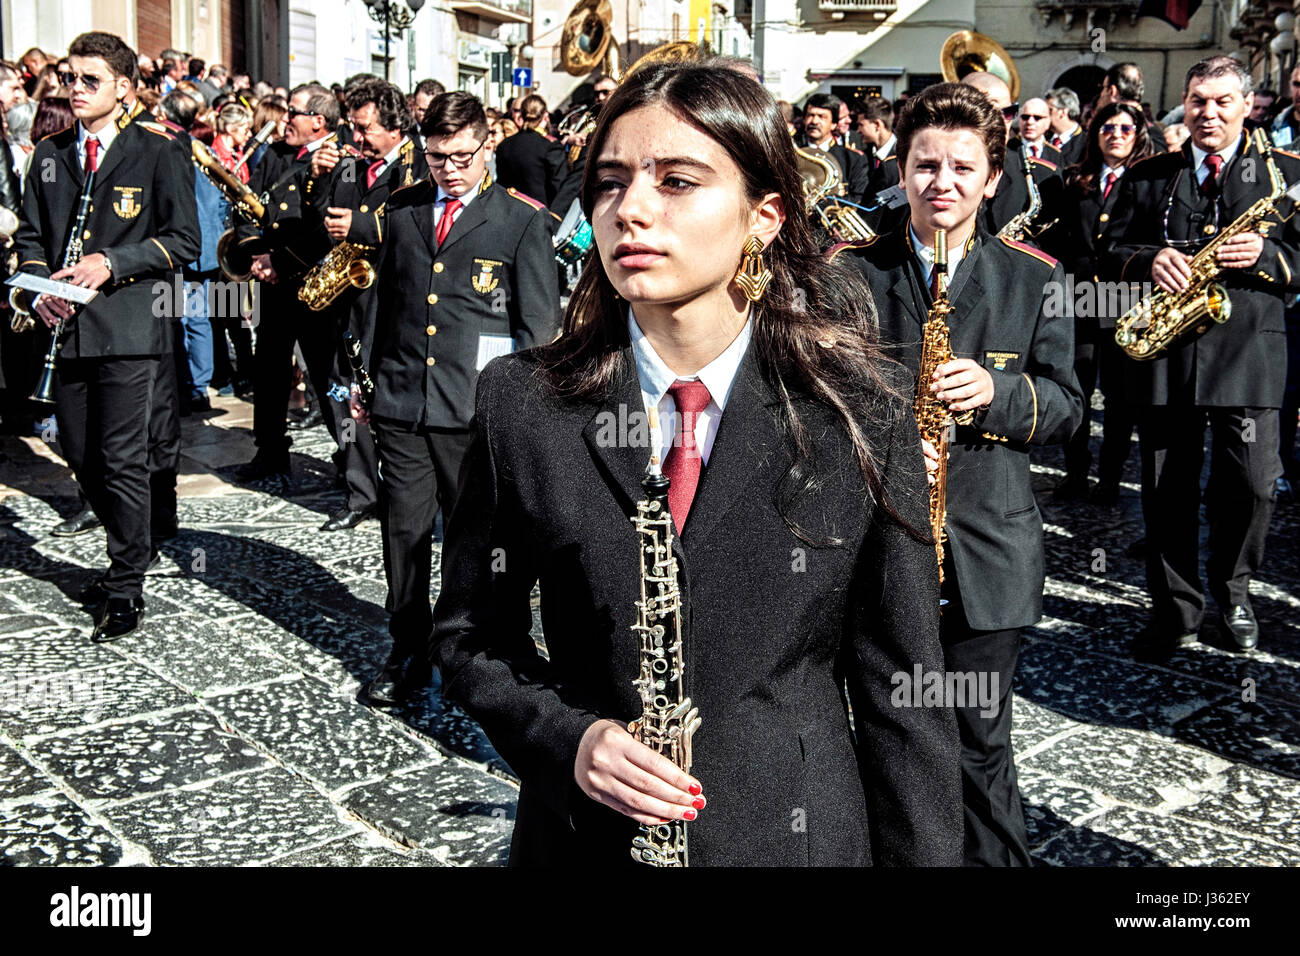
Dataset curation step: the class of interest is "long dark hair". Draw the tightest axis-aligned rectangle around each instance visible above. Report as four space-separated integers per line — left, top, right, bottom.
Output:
1065 101 1155 194
535 62 918 545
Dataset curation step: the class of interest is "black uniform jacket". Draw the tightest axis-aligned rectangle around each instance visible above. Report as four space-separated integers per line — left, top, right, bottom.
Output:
368 175 560 428
13 104 200 359
232 139 320 281
981 139 1064 242
1055 130 1086 167
1041 173 1127 347
493 128 567 208
838 223 1084 631
303 137 429 342
1102 131 1300 408
432 337 963 866
796 134 872 206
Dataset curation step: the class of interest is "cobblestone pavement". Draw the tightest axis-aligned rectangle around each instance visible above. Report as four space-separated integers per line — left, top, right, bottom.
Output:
1 392 1297 866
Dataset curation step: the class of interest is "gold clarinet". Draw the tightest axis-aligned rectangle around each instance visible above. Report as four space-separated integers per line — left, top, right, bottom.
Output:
628 421 700 867
915 230 973 584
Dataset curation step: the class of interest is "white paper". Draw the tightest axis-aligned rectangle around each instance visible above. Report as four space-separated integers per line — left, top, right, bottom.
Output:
5 272 99 305
475 333 513 371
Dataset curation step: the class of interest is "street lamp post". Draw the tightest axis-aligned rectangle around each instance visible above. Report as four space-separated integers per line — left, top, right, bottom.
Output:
362 0 426 82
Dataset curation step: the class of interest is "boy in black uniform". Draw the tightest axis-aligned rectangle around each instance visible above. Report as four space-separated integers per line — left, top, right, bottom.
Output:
12 32 199 640
302 77 428 531
1104 56 1300 654
836 83 1083 865
353 91 559 706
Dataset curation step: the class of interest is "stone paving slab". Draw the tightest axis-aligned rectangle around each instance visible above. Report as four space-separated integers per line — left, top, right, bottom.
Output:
1 663 196 739
340 760 518 866
0 742 52 800
1019 772 1108 851
0 626 123 678
1172 763 1300 849
224 612 388 690
29 708 270 803
266 831 445 867
0 791 124 865
203 676 438 790
97 768 358 866
1171 699 1300 780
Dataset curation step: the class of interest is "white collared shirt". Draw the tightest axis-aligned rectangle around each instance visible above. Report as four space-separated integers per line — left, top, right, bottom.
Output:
628 307 752 468
909 224 969 292
366 137 407 184
434 174 484 229
1054 123 1081 146
1022 136 1047 158
876 133 897 159
77 117 120 170
1190 136 1242 186
1100 163 1126 187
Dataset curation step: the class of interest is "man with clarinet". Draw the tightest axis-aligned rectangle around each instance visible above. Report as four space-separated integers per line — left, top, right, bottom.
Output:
11 31 199 641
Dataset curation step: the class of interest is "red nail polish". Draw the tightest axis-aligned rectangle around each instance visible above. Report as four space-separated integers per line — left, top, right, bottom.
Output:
689 783 701 795
692 797 705 809
683 809 697 821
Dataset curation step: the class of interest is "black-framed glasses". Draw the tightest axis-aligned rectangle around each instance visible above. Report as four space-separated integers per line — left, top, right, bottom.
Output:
1100 123 1137 136
425 138 486 169
286 107 322 120
1001 103 1019 120
58 71 102 92
1019 113 1048 124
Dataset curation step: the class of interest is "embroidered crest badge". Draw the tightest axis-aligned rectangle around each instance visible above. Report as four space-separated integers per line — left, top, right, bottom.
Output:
471 258 502 294
112 187 143 220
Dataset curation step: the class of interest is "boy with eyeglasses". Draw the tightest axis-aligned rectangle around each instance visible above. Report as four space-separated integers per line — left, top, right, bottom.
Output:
352 91 559 707
11 31 199 641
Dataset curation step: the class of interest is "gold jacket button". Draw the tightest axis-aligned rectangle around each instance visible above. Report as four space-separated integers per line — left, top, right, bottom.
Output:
425 356 436 367
359 204 368 213
271 222 280 229
288 184 296 191
279 202 288 211
426 325 437 335
1099 213 1109 223
433 262 444 273
427 293 438 304
83 230 91 239
1203 224 1216 235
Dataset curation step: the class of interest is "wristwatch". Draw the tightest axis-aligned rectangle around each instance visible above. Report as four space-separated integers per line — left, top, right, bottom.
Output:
101 252 112 275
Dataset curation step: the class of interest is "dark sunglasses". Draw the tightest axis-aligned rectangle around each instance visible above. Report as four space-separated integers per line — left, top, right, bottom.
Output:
1001 103 1019 119
58 71 104 92
1019 113 1049 123
1100 123 1137 136
286 107 322 120
425 138 487 169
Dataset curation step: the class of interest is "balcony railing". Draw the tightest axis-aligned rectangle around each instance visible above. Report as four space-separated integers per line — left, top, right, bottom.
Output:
817 0 897 14
450 0 532 24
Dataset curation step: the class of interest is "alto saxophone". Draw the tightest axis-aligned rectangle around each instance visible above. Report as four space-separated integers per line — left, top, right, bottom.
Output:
795 143 875 242
998 142 1055 242
914 230 973 584
1114 128 1298 360
628 424 701 867
297 240 376 310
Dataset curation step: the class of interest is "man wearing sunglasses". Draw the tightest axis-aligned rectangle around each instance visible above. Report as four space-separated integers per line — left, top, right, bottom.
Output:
356 91 559 707
231 83 340 484
1106 56 1300 657
963 72 1063 246
301 77 429 533
11 31 199 641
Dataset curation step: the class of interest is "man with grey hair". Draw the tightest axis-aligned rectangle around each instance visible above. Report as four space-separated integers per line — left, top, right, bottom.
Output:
1104 53 1300 657
1046 87 1085 165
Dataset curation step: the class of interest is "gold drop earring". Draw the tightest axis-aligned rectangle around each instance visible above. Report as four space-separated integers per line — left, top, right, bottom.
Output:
733 235 772 302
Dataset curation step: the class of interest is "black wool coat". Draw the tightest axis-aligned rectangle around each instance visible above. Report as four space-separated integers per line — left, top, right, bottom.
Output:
432 337 963 866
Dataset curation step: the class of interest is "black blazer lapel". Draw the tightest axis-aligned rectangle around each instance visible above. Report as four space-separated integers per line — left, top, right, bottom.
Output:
92 125 133 190
413 201 436 255
438 191 490 254
1219 129 1257 216
581 347 656 513
58 137 84 190
681 342 782 542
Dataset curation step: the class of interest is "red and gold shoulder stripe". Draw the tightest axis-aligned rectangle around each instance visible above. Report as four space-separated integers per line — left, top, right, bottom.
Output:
1027 156 1057 172
999 236 1058 267
506 187 547 211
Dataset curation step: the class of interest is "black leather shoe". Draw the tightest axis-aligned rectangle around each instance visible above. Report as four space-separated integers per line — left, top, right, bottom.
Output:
1222 605 1259 651
234 454 290 482
320 507 375 532
52 508 102 537
1052 477 1089 501
90 596 144 642
287 407 323 431
366 650 429 707
1089 482 1120 506
78 574 108 607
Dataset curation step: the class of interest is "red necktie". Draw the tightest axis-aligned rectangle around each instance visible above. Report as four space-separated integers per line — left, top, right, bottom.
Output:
436 198 462 247
366 159 384 189
1029 144 1039 159
1202 154 1223 198
663 380 712 534
1103 172 1118 198
296 145 308 160
84 136 99 173
1051 135 1063 149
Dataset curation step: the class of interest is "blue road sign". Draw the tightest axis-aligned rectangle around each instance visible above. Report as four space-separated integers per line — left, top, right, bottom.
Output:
513 67 533 88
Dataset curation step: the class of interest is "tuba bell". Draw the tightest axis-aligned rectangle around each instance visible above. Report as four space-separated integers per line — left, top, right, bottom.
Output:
940 30 1021 103
561 0 620 78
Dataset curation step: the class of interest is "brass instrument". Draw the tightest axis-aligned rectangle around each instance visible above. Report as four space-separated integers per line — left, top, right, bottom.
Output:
794 144 875 242
940 30 1021 103
192 138 269 282
914 230 973 585
343 330 375 409
628 419 700 867
997 141 1054 242
2 207 34 333
298 241 376 310
1115 129 1298 360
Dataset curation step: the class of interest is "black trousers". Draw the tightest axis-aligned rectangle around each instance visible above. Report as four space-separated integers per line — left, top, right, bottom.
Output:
1139 405 1282 634
55 355 158 598
149 318 183 541
1282 309 1300 480
941 568 1031 867
1064 332 1137 487
318 308 378 512
372 418 472 657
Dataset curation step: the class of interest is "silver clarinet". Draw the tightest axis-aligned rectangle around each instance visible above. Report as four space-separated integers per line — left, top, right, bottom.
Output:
628 423 701 867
